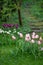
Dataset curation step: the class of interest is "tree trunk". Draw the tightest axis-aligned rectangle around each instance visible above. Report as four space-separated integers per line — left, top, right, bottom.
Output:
15 0 22 26
18 8 22 26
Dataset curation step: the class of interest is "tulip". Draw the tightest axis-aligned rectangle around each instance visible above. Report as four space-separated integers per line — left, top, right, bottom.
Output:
0 29 4 33
12 36 16 40
38 40 41 45
35 35 39 39
39 37 42 41
32 32 36 36
19 33 23 38
26 34 30 37
32 35 35 39
4 31 7 33
25 37 31 41
8 30 11 33
25 34 31 41
41 48 43 51
31 39 35 43
6 32 10 34
17 32 20 35
25 37 30 41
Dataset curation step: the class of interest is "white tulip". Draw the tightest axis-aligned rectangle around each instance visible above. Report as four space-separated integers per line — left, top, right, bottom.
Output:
6 32 10 34
41 48 43 51
19 33 23 38
17 32 20 35
39 37 42 41
31 39 35 43
26 34 30 37
12 36 16 40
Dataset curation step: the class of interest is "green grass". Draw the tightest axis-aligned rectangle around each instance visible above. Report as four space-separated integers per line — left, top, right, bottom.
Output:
0 45 43 65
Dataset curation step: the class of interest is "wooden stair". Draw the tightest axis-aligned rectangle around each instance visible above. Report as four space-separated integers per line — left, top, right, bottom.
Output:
29 22 43 32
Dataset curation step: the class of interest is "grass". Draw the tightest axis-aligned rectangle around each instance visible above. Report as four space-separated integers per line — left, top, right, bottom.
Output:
0 45 43 65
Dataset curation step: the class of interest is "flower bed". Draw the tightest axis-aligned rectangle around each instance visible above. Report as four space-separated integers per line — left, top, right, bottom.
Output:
0 28 43 58
2 23 19 28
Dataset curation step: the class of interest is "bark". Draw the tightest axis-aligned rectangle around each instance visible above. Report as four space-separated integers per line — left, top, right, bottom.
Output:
18 8 22 26
18 0 22 26
15 0 22 26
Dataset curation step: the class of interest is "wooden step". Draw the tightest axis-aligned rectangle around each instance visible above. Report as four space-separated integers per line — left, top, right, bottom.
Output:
29 21 43 32
30 26 43 28
31 30 43 32
30 27 43 32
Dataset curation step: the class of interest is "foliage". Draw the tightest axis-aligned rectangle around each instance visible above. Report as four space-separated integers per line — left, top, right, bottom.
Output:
0 28 43 58
0 0 17 22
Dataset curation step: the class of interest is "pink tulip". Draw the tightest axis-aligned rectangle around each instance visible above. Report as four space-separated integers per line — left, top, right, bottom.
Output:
25 37 30 41
35 35 39 39
25 37 31 41
25 34 31 41
38 40 41 45
32 35 35 39
32 32 36 36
